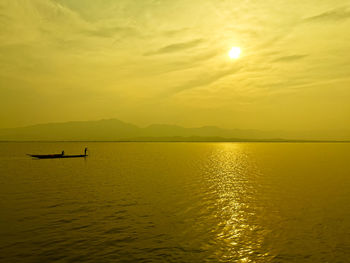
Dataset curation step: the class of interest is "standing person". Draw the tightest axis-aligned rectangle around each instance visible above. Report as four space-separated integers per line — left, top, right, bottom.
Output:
62 150 64 156
84 147 88 156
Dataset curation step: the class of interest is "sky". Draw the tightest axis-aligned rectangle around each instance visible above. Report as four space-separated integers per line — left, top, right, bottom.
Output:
0 0 349 131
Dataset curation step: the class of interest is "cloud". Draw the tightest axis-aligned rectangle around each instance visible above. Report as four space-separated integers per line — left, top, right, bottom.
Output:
161 27 190 37
166 65 242 96
305 7 350 22
82 26 139 38
273 54 308 63
144 38 204 56
146 50 220 76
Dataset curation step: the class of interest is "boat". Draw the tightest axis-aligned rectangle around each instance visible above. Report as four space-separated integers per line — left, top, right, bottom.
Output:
28 154 88 159
28 148 88 159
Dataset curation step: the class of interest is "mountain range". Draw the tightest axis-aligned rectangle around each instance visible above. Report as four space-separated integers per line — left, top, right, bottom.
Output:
0 119 349 141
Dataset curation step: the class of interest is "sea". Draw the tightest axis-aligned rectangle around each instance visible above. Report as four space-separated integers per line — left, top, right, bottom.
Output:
0 142 349 262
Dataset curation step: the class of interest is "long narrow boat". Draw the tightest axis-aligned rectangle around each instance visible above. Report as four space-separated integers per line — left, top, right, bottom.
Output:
28 148 88 159
28 154 88 159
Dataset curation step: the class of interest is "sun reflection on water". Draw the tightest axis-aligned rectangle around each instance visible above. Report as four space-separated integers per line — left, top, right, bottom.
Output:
203 143 268 262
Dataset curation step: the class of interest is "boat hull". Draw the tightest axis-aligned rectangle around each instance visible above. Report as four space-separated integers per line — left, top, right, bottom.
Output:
28 154 88 159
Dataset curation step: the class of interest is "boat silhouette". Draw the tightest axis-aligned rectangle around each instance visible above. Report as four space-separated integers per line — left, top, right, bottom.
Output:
28 148 88 159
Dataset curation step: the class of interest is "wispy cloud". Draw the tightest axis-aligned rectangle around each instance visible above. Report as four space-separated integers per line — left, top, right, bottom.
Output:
273 54 308 63
82 26 139 38
161 27 190 37
145 50 220 76
144 39 204 56
166 65 242 96
305 7 350 22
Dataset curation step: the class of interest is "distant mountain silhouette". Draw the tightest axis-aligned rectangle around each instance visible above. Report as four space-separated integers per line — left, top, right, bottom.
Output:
0 119 349 141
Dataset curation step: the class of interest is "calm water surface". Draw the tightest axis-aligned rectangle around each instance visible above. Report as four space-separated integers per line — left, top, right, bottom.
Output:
0 142 350 262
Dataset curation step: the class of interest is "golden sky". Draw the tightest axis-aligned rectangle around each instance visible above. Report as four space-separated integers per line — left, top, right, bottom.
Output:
0 0 349 131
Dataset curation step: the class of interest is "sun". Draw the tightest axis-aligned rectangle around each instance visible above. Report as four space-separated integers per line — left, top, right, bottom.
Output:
229 47 241 59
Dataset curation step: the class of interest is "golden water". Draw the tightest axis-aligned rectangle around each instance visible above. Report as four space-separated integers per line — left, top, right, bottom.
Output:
0 142 349 262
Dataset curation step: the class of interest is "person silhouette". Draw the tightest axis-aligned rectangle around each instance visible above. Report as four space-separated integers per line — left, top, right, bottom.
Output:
84 147 88 156
62 150 64 156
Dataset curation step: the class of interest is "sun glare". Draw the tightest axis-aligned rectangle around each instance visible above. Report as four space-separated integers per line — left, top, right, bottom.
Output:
229 47 241 59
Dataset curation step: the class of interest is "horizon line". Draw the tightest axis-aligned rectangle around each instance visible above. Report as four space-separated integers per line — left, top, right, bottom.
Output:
1 140 349 143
